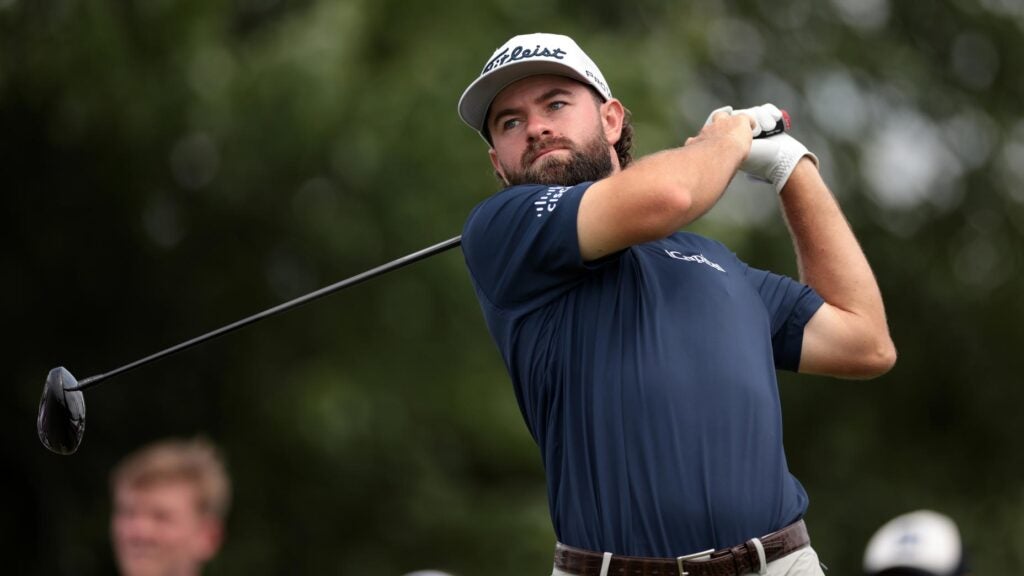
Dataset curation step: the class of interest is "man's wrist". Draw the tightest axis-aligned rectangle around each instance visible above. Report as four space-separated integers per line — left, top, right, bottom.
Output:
779 156 820 196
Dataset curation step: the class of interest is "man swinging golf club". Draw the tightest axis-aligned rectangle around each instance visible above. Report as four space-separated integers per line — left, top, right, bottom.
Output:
458 32 896 575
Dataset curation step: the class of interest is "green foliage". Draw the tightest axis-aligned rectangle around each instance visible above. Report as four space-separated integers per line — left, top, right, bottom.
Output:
4 0 1024 572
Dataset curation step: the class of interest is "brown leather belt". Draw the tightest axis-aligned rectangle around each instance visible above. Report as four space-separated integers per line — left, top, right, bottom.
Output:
553 519 810 576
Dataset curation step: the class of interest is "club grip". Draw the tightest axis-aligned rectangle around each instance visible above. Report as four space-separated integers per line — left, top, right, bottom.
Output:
756 110 791 139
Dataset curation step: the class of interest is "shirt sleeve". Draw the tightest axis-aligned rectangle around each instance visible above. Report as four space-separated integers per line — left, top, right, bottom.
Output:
743 265 825 372
462 183 594 312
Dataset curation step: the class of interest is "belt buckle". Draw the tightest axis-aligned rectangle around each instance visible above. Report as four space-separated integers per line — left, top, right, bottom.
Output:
675 548 714 576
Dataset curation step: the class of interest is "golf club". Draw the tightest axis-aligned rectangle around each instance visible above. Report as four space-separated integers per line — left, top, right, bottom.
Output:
37 235 463 455
37 109 793 456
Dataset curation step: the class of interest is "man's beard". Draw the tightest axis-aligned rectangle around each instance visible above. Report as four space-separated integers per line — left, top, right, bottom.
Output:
501 130 614 187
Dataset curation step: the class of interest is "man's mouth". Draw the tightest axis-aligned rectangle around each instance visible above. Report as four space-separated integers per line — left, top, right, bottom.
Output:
529 146 567 165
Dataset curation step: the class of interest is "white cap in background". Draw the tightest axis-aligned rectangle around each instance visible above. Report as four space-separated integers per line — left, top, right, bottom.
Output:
863 510 968 575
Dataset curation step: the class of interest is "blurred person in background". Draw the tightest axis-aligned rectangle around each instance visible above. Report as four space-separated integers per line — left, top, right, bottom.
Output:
863 510 971 576
110 436 230 576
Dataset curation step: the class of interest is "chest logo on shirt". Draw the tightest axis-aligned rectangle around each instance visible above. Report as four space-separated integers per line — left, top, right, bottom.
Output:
664 250 726 272
533 186 570 218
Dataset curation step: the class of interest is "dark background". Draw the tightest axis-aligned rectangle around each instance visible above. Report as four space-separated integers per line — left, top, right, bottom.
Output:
4 0 1023 573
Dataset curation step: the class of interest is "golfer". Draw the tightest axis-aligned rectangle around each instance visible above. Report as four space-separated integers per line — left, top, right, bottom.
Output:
458 33 896 575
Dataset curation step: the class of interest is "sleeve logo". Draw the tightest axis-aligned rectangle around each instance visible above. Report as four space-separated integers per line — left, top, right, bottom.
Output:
533 186 569 218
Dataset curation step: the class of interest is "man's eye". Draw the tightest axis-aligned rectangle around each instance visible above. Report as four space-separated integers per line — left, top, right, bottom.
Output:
503 118 521 130
549 101 566 110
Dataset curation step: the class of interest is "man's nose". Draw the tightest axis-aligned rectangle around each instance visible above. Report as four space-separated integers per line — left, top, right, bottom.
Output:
525 114 553 141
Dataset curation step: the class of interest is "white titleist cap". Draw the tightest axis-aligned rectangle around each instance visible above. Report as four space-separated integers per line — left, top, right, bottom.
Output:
863 510 967 575
458 32 612 135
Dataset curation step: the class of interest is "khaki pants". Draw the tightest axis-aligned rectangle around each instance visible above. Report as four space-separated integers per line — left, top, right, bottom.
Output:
551 545 826 576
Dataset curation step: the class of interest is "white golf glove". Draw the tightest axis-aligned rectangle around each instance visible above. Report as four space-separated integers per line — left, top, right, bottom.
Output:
705 104 819 193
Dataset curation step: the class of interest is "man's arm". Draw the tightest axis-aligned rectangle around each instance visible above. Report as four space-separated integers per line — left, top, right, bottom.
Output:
780 160 897 378
576 113 752 262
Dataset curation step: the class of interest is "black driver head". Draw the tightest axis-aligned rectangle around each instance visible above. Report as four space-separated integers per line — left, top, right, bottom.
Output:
37 367 86 455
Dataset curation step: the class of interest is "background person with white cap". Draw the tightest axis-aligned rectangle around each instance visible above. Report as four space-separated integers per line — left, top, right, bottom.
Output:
863 510 972 576
457 32 896 575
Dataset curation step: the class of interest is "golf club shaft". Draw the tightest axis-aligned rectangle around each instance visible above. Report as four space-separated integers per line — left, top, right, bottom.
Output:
70 235 463 391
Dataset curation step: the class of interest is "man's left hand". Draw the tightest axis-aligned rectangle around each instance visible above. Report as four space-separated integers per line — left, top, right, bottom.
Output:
706 103 820 193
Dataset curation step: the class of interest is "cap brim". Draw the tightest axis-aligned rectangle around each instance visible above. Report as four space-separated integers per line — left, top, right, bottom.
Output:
458 60 595 133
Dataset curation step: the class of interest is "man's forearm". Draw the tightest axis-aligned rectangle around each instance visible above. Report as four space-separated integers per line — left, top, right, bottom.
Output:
781 161 882 311
780 159 891 339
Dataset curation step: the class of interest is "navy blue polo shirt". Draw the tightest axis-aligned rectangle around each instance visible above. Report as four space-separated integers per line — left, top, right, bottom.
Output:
461 182 825 557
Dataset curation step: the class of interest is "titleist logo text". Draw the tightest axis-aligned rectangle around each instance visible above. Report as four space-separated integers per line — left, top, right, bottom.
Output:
484 45 567 73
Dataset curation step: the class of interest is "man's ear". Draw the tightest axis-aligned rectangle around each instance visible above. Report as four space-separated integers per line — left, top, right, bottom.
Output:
601 98 625 146
489 148 510 186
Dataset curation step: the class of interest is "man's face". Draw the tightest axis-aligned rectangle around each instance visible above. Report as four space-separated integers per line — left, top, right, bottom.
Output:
112 481 221 576
487 75 617 187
